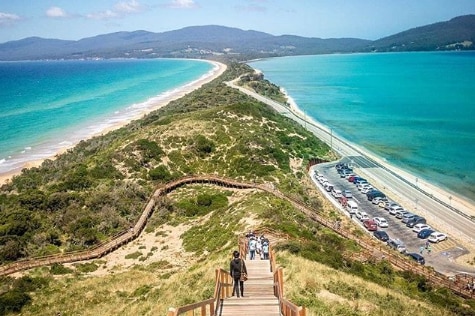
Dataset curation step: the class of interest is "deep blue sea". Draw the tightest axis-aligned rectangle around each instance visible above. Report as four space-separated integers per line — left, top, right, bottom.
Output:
0 59 213 174
250 52 475 203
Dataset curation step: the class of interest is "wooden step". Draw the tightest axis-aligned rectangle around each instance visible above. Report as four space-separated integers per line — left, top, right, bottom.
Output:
221 255 280 315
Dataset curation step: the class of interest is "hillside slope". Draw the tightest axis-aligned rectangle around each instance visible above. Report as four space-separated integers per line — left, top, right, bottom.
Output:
1 64 474 315
368 15 475 51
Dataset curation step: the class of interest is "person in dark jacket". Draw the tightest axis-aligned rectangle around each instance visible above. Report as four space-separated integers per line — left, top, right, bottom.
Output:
230 250 247 298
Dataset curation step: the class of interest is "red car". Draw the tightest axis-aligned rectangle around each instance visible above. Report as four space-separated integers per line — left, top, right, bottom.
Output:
339 196 348 207
363 219 378 231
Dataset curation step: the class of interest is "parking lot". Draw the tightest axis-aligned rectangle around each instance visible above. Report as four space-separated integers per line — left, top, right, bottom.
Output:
310 161 463 267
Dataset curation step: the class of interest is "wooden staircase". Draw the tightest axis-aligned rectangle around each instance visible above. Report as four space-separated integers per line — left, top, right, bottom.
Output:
219 257 280 316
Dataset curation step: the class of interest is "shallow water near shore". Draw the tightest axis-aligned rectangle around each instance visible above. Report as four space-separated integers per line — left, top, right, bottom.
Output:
0 59 213 174
250 52 475 203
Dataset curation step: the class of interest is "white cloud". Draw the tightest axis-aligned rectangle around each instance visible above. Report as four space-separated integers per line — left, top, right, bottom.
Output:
167 0 199 9
115 0 142 13
86 0 144 20
0 12 20 25
86 10 119 20
46 7 69 18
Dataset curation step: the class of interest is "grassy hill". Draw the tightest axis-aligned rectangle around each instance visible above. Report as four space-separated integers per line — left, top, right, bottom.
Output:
368 15 475 52
1 63 474 315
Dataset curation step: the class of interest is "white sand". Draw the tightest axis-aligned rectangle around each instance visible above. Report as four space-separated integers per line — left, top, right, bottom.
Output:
282 88 475 218
0 60 227 186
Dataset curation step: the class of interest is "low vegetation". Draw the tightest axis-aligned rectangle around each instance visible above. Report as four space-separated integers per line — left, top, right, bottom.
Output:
0 62 474 315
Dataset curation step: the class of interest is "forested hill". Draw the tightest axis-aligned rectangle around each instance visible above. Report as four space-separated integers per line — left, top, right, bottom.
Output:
0 15 474 61
0 26 369 61
367 15 475 52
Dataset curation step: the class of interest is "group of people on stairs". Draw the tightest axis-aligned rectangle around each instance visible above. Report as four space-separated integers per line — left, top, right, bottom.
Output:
229 231 271 298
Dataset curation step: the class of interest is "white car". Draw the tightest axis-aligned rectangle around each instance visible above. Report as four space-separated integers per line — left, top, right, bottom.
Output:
412 223 431 233
428 232 447 243
361 186 374 194
389 205 403 215
358 183 372 191
360 213 370 222
372 197 386 205
356 211 369 221
331 189 342 198
374 217 389 228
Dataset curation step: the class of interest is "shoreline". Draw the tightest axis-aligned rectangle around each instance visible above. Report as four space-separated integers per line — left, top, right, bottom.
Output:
282 89 475 219
0 60 227 186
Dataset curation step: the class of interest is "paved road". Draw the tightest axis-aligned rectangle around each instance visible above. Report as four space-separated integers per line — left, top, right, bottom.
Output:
226 79 475 275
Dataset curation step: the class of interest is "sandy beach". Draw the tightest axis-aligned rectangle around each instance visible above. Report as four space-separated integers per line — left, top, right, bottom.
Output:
226 77 475 261
0 60 227 186
282 89 475 219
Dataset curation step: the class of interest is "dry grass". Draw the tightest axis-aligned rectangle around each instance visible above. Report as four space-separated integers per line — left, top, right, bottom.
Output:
279 251 454 316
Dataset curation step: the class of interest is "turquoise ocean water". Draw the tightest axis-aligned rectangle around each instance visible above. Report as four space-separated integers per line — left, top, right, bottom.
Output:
250 52 475 203
0 59 213 174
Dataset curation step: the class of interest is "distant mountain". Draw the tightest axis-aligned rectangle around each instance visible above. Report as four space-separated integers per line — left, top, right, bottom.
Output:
0 25 369 61
367 15 475 52
0 15 474 61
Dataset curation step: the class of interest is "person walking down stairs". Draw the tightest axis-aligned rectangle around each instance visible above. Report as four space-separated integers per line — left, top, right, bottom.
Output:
230 250 247 298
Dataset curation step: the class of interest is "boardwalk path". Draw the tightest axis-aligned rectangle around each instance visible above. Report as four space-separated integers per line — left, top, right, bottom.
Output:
1 175 473 299
220 256 280 316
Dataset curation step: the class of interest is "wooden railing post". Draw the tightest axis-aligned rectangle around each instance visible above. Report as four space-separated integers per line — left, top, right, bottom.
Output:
278 267 284 299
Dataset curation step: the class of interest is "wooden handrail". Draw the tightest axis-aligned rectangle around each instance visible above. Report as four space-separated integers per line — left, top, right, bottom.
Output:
0 174 473 299
167 298 216 316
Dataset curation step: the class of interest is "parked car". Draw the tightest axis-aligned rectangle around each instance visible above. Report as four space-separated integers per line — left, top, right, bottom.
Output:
395 209 410 219
331 188 342 198
356 210 369 221
367 190 386 201
417 229 435 239
384 202 399 211
389 205 403 215
358 183 372 191
363 219 378 231
406 216 426 228
412 223 432 233
324 183 334 192
361 186 374 194
347 175 357 183
373 230 389 242
340 171 352 178
428 232 448 243
372 196 387 205
374 217 389 228
360 213 370 222
350 176 363 183
378 198 395 208
401 212 417 223
339 196 348 206
343 190 353 198
346 200 358 214
354 178 367 185
387 239 406 253
406 252 425 265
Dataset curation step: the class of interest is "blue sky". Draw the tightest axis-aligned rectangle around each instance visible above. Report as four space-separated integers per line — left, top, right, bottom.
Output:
0 0 474 43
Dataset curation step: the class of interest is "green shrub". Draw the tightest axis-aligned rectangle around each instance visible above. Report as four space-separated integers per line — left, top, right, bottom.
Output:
0 290 31 315
125 251 143 260
74 262 99 273
50 263 74 275
149 165 172 181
